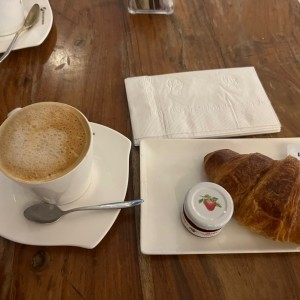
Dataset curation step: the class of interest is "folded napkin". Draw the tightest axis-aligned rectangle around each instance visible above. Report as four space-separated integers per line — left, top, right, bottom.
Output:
125 67 281 146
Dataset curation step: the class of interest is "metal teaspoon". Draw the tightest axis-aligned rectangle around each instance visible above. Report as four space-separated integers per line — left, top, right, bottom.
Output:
24 199 144 223
0 4 40 63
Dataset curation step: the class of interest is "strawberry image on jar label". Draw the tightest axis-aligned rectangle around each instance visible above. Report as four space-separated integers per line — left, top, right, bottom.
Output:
199 194 222 211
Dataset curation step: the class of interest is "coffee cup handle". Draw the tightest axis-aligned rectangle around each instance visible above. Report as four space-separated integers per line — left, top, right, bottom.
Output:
7 107 22 118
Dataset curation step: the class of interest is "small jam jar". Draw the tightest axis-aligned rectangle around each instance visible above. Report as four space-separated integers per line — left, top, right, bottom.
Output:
181 182 234 238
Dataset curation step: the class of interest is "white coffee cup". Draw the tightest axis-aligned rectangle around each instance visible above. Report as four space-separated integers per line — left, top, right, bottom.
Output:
0 102 93 205
0 0 25 36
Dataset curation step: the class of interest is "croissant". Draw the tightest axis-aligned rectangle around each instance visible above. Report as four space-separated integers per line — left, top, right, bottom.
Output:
204 149 300 244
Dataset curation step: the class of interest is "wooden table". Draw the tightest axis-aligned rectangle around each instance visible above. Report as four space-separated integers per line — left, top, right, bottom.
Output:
1 0 300 299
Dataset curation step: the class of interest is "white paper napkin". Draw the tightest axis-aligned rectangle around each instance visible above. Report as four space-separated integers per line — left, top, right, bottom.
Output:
125 67 281 146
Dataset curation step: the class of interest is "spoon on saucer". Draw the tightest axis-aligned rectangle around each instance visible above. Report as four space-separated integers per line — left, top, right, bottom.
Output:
0 3 40 63
24 199 144 224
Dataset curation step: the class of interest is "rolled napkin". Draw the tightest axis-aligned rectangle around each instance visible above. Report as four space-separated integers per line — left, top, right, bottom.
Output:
125 67 281 146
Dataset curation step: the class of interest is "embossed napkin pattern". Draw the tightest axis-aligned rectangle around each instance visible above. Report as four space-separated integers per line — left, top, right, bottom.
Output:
125 67 281 146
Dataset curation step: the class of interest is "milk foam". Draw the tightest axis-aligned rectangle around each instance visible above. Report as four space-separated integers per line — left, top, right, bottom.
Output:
0 103 90 183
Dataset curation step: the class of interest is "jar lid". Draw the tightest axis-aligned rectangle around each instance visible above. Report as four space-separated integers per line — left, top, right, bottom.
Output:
183 182 234 231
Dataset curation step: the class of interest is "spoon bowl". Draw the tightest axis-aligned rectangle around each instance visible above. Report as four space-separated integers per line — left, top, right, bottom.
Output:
24 199 144 223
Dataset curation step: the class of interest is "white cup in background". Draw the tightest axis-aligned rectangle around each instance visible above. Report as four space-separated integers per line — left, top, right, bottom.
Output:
0 102 94 206
0 0 25 36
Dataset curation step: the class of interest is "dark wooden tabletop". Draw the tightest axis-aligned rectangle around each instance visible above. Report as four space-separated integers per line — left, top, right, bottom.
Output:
1 0 300 299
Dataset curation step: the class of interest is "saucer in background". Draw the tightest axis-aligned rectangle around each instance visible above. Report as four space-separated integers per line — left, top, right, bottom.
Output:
0 0 53 53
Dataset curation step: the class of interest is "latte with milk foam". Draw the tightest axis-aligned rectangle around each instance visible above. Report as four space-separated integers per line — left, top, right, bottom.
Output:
0 102 91 183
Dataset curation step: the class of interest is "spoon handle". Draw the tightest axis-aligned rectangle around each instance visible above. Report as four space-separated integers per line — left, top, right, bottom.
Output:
64 199 144 214
0 29 23 63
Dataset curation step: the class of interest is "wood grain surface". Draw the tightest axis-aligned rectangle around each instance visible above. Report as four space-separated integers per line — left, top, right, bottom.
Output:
1 0 300 299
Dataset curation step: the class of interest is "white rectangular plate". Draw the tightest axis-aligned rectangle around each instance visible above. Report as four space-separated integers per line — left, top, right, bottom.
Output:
140 138 300 255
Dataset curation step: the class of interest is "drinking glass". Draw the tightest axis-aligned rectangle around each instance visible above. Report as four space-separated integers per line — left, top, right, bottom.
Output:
128 0 175 15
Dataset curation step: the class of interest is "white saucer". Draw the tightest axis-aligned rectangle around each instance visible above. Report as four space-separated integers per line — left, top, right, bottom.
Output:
0 123 131 249
0 0 53 53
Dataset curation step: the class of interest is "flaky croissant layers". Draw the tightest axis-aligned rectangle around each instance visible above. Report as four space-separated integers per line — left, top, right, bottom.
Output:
204 149 300 245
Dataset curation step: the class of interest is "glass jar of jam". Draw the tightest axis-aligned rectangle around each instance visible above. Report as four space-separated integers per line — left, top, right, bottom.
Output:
181 182 234 238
